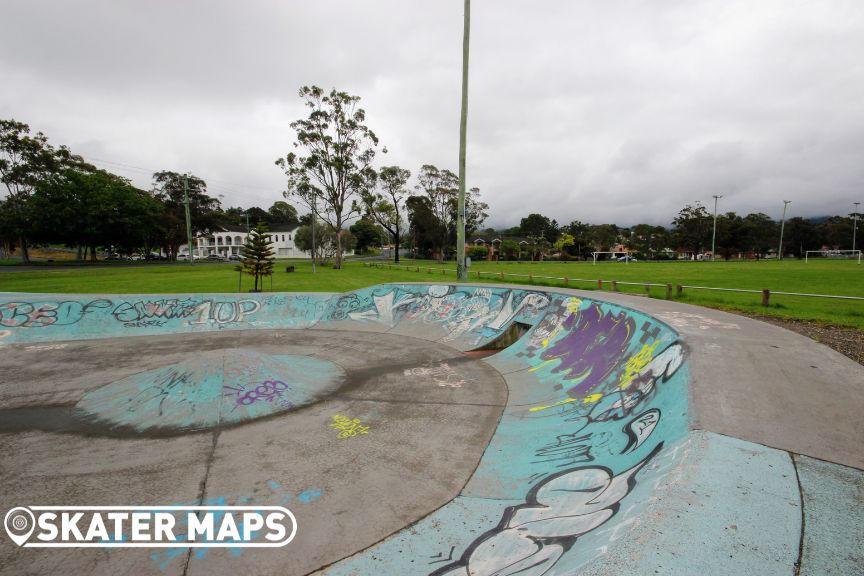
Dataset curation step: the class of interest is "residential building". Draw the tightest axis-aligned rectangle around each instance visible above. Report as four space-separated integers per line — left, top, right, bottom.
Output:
193 224 310 258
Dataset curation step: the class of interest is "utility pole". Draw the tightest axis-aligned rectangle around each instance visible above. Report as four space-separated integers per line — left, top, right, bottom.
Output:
778 200 791 261
853 202 860 253
183 174 194 265
711 194 722 261
456 0 470 281
311 194 317 274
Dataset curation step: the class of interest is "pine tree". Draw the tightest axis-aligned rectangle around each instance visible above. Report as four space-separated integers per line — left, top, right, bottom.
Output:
236 223 274 292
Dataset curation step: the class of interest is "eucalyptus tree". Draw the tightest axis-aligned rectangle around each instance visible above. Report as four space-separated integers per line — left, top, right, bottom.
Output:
363 165 410 263
276 86 380 269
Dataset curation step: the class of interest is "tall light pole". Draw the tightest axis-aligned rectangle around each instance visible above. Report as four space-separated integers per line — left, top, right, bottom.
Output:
853 201 860 253
311 194 317 274
456 0 470 281
778 200 791 261
711 194 722 261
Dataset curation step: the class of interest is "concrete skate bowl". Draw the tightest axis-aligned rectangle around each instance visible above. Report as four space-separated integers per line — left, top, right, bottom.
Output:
0 284 816 576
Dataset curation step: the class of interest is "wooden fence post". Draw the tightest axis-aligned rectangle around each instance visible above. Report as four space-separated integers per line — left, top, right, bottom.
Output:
666 283 672 300
612 281 618 292
563 277 569 286
761 289 771 307
676 285 683 297
597 280 603 290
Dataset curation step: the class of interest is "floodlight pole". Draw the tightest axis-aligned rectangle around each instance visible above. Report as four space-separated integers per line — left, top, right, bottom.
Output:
778 200 791 261
183 174 194 265
853 201 860 253
311 194 317 274
711 195 722 261
456 0 470 281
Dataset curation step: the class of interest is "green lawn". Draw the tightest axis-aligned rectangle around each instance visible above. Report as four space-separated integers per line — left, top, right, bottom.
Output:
0 261 415 295
1 258 862 329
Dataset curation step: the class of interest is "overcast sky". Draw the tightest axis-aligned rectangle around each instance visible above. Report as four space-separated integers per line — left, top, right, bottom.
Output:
2 0 863 228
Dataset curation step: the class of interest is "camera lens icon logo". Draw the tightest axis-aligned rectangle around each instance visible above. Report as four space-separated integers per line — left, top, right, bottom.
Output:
4 507 35 546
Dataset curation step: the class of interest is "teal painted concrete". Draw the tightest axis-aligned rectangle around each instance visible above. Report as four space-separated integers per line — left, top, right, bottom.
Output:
322 291 691 575
0 284 823 575
572 431 801 575
75 351 345 432
796 454 864 576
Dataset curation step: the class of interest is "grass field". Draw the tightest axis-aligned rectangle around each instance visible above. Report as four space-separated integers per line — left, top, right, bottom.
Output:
1 258 862 329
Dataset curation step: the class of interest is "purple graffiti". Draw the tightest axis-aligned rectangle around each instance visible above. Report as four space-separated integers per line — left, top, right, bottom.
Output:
231 380 289 406
540 303 634 396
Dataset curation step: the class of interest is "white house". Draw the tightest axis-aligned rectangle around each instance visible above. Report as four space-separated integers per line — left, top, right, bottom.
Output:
193 224 310 258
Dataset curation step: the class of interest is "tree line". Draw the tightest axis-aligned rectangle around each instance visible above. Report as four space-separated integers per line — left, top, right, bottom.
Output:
4 91 860 265
0 119 302 262
474 203 860 262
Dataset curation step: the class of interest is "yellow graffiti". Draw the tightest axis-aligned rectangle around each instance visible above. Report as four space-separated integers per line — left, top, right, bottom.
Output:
619 340 660 390
330 415 370 439
564 298 582 315
529 392 603 413
528 358 557 373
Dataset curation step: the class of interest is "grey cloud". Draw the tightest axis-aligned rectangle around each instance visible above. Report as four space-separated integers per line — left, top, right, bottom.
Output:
1 0 863 227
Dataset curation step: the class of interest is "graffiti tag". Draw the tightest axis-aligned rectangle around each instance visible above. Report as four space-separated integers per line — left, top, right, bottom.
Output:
404 362 468 388
430 444 663 576
330 415 370 439
0 300 113 328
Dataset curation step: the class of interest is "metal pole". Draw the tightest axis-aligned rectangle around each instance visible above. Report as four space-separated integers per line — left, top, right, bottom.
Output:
456 0 470 281
853 202 860 253
711 194 722 261
183 174 194 265
778 200 791 260
311 195 317 274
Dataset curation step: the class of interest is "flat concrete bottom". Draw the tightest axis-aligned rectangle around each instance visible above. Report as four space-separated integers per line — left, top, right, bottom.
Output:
0 329 508 575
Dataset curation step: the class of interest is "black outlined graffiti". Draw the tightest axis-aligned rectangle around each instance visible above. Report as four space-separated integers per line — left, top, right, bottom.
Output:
112 299 260 325
0 298 262 329
428 546 456 565
0 299 113 328
533 432 595 467
334 286 550 343
621 409 661 454
430 443 663 576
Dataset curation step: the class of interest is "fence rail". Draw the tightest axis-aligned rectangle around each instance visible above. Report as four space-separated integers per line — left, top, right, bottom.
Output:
363 262 864 307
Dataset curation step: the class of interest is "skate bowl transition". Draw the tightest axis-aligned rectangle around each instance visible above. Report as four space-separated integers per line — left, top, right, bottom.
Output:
0 283 861 575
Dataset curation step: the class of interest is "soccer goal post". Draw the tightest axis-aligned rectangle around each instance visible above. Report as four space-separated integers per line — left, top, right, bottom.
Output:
805 249 862 264
591 251 626 264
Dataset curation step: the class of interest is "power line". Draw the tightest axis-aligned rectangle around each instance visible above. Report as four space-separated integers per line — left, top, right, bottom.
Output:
83 154 287 201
